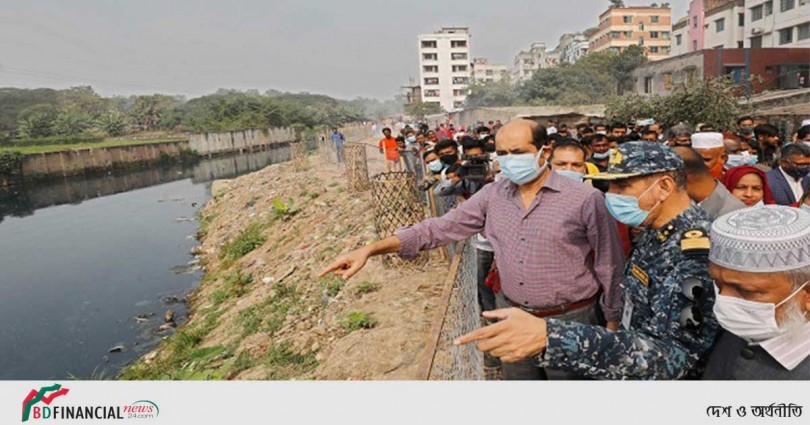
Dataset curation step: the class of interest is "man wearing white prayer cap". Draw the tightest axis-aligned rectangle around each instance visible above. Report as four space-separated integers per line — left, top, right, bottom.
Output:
703 206 810 379
691 132 728 180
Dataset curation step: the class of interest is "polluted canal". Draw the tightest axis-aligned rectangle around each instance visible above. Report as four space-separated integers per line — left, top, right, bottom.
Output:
0 146 290 379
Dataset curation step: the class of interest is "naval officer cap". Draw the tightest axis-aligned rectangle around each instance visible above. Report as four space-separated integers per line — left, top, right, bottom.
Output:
586 141 684 181
710 206 810 272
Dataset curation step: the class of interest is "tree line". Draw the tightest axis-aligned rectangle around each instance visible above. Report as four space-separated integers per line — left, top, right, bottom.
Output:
0 86 403 142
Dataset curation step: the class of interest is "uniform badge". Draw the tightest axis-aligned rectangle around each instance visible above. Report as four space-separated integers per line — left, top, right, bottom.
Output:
630 264 649 286
681 228 710 259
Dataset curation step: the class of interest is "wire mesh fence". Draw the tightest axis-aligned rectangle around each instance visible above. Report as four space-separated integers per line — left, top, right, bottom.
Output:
291 141 309 172
369 171 428 268
344 143 369 192
425 239 484 380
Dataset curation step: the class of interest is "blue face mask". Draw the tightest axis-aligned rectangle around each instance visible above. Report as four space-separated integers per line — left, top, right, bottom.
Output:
727 153 758 168
428 159 443 173
556 169 584 182
406 136 417 143
605 178 662 227
499 151 546 185
592 151 610 160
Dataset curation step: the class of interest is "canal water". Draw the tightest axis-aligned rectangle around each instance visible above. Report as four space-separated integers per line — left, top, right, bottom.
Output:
0 146 290 380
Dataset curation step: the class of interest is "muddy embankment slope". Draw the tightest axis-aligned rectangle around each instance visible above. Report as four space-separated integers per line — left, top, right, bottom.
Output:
122 143 448 380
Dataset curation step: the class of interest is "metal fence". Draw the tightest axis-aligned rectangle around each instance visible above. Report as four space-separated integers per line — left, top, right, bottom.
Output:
344 143 369 192
421 238 484 380
369 171 428 268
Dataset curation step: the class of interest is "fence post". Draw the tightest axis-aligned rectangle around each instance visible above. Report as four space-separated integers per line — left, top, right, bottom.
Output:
344 144 369 192
369 171 427 268
290 141 308 172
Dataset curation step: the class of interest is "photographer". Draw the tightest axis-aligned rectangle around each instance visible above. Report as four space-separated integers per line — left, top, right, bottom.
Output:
434 137 494 200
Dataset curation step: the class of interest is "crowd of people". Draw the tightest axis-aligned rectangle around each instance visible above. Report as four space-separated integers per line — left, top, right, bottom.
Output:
321 115 810 380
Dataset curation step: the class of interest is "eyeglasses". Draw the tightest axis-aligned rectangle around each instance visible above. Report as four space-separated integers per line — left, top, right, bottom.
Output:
679 277 706 330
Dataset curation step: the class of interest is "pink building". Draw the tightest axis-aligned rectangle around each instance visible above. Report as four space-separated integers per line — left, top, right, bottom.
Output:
687 0 705 52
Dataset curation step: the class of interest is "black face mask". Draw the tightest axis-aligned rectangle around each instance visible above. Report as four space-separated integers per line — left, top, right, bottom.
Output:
784 164 810 180
484 143 496 153
440 154 459 166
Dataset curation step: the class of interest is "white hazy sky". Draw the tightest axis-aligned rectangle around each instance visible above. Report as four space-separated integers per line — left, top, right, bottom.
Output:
0 0 688 100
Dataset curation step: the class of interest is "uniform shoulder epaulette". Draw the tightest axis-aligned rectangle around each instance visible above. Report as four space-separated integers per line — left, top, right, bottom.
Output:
680 228 710 259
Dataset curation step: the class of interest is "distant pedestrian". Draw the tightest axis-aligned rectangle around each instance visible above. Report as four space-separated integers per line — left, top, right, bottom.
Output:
378 127 401 172
330 127 346 164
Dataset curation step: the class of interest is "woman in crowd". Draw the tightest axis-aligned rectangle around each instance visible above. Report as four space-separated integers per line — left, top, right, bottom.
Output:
721 165 775 207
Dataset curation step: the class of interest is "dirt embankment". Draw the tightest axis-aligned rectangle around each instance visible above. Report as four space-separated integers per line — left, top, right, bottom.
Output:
122 145 448 380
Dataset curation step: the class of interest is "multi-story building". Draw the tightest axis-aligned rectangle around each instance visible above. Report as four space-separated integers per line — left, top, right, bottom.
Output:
418 27 471 112
744 0 810 48
688 0 706 52
704 0 746 49
671 17 691 55
556 32 590 64
513 42 548 83
472 58 509 84
631 47 810 96
401 79 422 105
545 47 561 68
589 6 673 60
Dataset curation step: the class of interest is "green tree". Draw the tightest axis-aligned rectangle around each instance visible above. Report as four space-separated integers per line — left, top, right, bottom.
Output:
53 111 93 136
129 94 177 131
609 0 625 7
465 79 519 108
605 77 741 131
96 111 127 136
404 101 444 119
17 104 58 138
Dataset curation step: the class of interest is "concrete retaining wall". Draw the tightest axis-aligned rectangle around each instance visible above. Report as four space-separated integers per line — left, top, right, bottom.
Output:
21 141 191 178
189 127 296 155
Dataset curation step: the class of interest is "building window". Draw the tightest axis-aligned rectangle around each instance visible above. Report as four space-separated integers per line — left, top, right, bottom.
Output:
799 23 810 40
610 31 620 38
453 89 466 97
676 34 682 45
662 31 670 39
779 28 793 45
738 13 745 27
452 65 468 72
650 46 660 53
624 31 633 38
623 16 633 23
693 40 698 51
421 40 437 49
650 31 659 38
485 70 494 76
663 72 673 90
644 77 653 93
453 101 464 109
651 15 659 23
751 35 763 48
715 18 725 32
751 5 763 21
780 0 795 12
686 67 697 84
424 77 439 85
693 16 698 28
639 23 645 30
662 46 670 53
450 40 467 48
451 52 468 60
639 37 644 45
452 77 469 84
765 0 773 15
423 65 438 73
422 53 437 61
738 41 744 48
423 90 440 97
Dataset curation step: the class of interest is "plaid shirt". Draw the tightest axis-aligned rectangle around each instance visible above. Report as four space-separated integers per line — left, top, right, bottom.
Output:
395 170 624 320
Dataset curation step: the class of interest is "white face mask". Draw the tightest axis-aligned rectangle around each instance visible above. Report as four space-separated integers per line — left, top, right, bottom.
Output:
713 282 809 343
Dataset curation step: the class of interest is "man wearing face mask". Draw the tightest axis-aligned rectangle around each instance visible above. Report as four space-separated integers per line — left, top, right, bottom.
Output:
320 120 626 380
456 142 720 379
766 143 810 206
587 134 611 193
703 206 810 379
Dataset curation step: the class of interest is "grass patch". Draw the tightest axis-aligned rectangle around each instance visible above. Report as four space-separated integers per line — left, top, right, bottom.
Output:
234 283 298 337
264 343 318 380
270 198 298 221
223 272 254 298
354 281 380 296
340 311 377 332
321 275 344 298
209 289 229 307
197 212 219 239
220 222 267 261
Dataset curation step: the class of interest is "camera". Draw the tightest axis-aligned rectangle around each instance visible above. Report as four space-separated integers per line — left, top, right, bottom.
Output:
458 154 490 181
